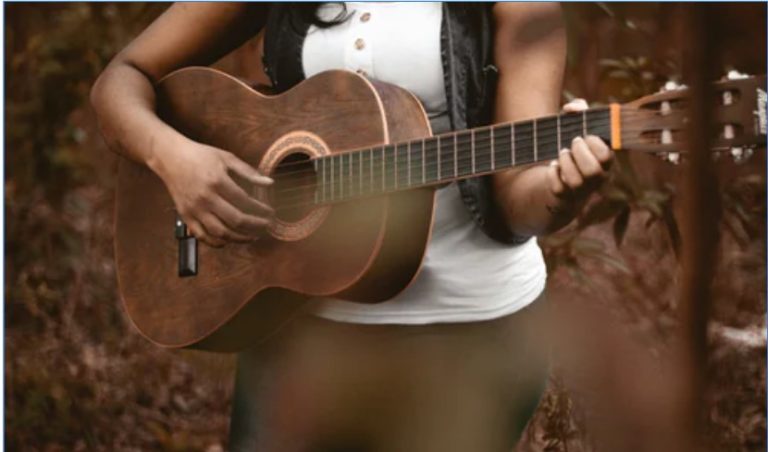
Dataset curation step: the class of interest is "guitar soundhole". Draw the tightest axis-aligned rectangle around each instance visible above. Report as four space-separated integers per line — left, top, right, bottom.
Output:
271 152 317 223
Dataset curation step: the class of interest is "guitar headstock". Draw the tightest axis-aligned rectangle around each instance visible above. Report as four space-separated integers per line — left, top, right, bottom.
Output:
620 72 766 164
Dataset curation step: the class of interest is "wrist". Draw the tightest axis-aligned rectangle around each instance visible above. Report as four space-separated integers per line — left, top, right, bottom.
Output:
544 186 589 221
145 129 189 181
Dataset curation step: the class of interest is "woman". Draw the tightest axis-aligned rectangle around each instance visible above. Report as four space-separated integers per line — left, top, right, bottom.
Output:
92 3 612 451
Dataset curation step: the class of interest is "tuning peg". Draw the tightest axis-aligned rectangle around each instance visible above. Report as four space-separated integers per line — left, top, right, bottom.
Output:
730 146 754 164
657 152 681 165
725 70 750 80
661 80 688 92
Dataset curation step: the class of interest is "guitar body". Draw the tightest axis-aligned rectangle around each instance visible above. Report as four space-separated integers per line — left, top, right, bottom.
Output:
115 68 435 351
115 66 766 352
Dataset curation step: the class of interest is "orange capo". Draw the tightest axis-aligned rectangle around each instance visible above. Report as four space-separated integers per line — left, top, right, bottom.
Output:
609 103 622 150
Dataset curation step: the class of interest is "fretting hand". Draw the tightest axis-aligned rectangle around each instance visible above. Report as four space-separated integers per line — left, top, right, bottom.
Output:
544 98 613 214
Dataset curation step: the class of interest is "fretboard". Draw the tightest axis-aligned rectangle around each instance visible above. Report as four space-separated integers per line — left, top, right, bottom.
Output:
312 107 612 204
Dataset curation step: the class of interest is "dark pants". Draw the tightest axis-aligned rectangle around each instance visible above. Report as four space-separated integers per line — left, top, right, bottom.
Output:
228 295 549 452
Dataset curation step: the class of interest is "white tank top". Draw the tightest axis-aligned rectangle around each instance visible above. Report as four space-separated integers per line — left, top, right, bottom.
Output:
303 2 547 324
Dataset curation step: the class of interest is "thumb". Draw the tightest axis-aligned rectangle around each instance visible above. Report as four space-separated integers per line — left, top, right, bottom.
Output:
562 98 589 113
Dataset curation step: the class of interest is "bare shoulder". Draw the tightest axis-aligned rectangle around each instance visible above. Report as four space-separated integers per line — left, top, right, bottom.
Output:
493 2 564 38
117 2 268 81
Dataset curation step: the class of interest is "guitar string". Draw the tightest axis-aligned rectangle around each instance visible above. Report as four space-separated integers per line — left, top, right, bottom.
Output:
268 114 671 204
268 114 670 195
197 110 671 213
262 114 660 199
247 109 658 178
257 115 659 179
246 113 660 187
270 121 676 209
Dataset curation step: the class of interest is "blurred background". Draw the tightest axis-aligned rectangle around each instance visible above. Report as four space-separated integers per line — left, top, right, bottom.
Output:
5 2 766 451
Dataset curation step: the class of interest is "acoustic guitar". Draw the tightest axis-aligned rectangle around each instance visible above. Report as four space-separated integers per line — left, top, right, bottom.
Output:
114 67 766 351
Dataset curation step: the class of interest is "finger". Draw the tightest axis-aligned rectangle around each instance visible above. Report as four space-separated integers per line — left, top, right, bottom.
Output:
570 136 603 179
547 160 566 196
210 194 272 236
223 153 273 186
199 212 254 244
584 135 613 169
562 98 589 113
187 219 225 248
558 148 583 190
217 175 275 217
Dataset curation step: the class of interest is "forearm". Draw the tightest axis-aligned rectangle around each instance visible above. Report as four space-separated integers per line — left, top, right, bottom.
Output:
490 3 612 237
91 2 265 178
90 61 187 178
494 166 583 236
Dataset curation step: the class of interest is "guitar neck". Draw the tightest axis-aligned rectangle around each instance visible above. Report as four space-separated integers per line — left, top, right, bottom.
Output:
313 105 617 204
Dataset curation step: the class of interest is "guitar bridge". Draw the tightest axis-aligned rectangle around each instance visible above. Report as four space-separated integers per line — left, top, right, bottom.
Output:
175 216 197 277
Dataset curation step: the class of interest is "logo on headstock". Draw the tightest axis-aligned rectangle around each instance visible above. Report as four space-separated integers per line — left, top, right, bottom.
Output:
757 88 767 135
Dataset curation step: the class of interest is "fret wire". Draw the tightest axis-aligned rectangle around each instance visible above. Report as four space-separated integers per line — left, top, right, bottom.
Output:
533 119 538 162
437 136 441 180
397 144 407 189
359 148 363 197
340 154 345 198
453 133 458 177
381 146 386 192
315 158 321 203
421 138 426 184
369 148 373 195
340 154 344 198
471 129 476 174
351 152 356 197
313 159 317 204
556 114 561 151
407 141 411 187
342 152 352 197
331 155 335 200
322 156 327 201
390 146 396 191
394 144 398 189
345 153 349 198
490 127 495 171
511 123 515 166
582 110 587 136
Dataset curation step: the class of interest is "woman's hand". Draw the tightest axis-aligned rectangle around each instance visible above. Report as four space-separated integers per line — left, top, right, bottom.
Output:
544 99 613 215
155 138 275 248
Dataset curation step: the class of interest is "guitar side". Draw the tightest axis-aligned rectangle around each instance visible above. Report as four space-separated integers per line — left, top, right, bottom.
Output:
114 68 435 351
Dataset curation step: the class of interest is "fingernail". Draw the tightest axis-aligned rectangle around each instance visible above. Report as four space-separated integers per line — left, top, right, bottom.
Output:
559 148 570 155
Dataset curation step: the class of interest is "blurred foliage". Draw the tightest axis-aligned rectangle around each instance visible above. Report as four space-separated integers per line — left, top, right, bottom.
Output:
5 3 766 451
4 4 235 451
